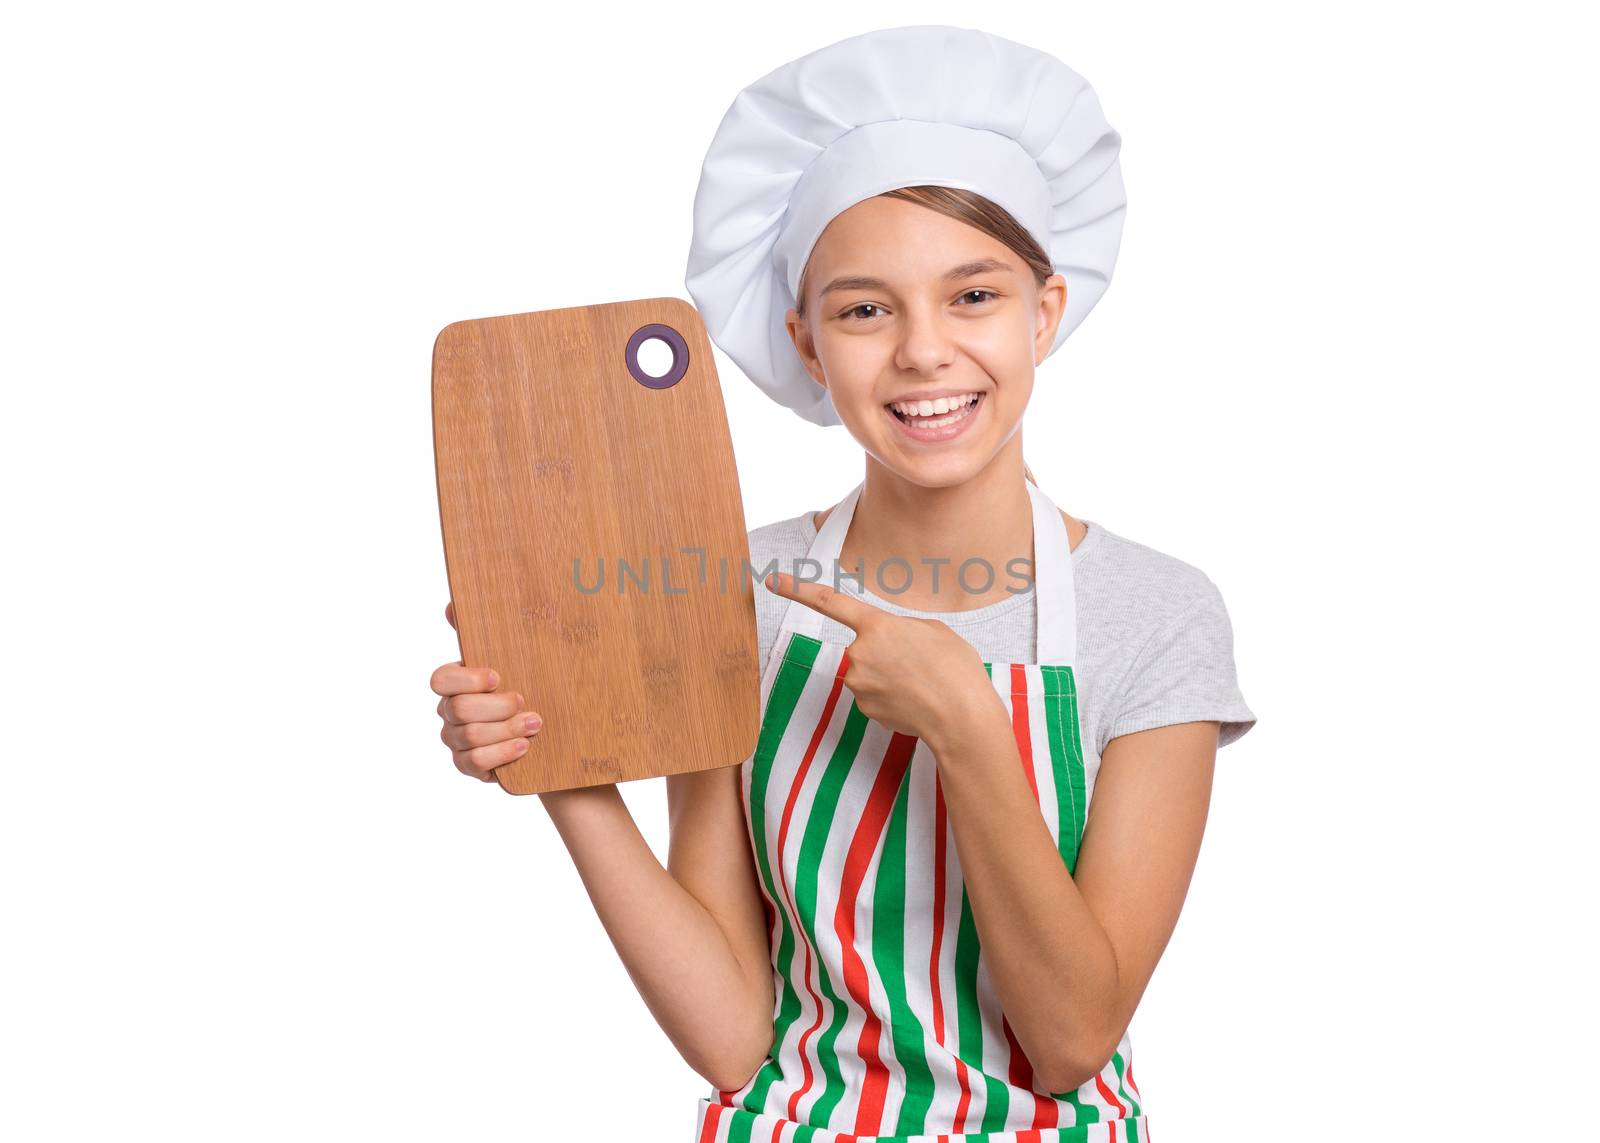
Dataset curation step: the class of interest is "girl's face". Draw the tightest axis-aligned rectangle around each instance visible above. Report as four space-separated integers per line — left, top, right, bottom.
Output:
785 194 1067 488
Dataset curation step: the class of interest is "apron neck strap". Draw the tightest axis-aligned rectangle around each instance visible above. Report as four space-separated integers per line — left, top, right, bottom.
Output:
768 475 1077 664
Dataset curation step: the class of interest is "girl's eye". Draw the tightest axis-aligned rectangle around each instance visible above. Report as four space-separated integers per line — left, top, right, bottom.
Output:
839 292 995 321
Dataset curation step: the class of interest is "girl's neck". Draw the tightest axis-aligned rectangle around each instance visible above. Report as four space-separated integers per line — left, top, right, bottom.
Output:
812 454 1085 613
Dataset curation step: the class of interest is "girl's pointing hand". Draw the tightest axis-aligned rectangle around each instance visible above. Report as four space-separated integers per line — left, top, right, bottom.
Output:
763 571 1001 750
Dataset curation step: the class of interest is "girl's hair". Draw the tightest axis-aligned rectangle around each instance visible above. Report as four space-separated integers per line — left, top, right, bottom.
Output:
793 184 1052 487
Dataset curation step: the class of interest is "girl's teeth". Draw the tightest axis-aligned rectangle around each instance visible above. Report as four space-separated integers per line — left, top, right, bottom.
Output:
889 392 980 429
890 393 977 419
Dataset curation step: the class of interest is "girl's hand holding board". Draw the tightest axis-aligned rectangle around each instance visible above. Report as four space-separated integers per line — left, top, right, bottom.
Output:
762 570 1006 754
431 599 543 783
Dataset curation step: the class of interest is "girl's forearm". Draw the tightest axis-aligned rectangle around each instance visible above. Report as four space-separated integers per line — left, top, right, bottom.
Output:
925 699 1121 1094
537 784 772 1090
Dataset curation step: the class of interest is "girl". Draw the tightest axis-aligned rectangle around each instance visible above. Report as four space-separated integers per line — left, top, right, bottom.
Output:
430 26 1255 1142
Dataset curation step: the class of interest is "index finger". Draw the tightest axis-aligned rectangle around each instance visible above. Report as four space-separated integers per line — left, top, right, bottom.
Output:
763 571 876 632
431 661 500 697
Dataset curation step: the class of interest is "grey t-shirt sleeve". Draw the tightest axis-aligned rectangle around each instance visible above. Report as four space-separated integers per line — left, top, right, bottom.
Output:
1103 577 1258 749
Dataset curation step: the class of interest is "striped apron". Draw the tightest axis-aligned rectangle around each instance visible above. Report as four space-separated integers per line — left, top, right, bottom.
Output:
695 478 1149 1143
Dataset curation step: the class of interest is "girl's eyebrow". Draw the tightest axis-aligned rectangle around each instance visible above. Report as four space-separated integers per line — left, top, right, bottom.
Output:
819 258 1015 297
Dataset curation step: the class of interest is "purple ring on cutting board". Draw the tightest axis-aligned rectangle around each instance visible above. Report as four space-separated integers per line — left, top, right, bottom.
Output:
624 323 689 389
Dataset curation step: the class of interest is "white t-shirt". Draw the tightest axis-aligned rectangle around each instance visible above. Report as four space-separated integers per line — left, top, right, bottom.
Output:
745 510 1258 758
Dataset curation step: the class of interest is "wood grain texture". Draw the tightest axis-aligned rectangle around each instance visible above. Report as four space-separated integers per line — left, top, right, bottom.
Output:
432 297 760 794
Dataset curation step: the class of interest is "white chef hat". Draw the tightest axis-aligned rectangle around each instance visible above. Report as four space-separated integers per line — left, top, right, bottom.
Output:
683 24 1127 428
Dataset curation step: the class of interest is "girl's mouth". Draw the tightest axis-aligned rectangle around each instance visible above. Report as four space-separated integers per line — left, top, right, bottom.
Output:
885 391 984 443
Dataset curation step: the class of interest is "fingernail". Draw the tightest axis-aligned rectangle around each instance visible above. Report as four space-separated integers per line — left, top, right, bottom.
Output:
524 715 542 732
489 670 500 688
513 738 528 754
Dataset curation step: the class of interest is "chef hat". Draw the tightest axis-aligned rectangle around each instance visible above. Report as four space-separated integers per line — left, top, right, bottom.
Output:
683 24 1127 428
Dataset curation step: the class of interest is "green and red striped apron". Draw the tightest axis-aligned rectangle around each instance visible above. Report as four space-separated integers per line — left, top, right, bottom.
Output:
695 478 1149 1143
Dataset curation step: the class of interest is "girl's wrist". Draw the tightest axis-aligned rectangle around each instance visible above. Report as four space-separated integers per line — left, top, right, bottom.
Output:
923 684 1009 759
538 781 625 823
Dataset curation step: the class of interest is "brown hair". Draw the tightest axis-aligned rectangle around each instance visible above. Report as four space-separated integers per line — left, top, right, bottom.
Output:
794 184 1052 486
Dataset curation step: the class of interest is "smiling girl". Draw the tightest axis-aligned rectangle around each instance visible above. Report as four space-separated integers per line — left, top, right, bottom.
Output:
430 25 1255 1142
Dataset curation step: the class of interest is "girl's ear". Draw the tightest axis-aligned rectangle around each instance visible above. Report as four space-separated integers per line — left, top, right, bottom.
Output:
1034 274 1069 364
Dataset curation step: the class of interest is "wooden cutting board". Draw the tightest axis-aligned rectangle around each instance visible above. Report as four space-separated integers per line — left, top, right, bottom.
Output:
432 297 761 794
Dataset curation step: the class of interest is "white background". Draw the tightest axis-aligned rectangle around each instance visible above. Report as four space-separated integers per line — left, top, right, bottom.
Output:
4 2 1596 1139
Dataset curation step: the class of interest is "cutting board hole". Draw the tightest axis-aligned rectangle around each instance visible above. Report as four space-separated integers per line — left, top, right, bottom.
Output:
625 323 689 389
636 338 674 377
